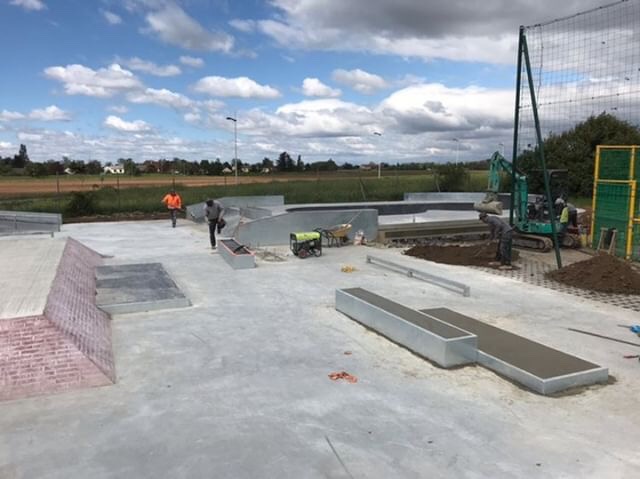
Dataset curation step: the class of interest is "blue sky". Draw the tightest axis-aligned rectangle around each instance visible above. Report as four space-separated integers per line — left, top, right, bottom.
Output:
0 0 606 164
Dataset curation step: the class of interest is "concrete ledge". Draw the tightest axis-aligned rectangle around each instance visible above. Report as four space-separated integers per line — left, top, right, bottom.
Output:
0 210 62 235
336 288 477 368
421 308 608 395
366 255 470 297
219 239 256 270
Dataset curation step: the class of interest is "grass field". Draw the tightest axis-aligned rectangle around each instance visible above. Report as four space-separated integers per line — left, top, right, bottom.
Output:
0 170 590 219
0 171 491 219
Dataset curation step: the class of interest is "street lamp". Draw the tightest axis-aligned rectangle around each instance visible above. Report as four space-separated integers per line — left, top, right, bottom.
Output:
226 116 238 185
452 138 460 163
373 131 382 179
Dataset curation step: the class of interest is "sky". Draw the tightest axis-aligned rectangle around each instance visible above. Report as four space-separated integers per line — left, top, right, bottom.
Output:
0 0 609 165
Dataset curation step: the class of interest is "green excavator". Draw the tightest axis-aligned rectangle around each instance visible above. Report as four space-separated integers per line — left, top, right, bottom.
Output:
473 151 579 251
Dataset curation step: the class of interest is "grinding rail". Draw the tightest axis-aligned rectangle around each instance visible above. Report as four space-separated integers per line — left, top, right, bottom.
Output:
336 288 477 367
219 239 256 269
421 308 608 395
366 255 470 297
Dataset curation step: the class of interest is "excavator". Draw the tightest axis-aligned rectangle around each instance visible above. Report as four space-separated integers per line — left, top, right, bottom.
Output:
473 151 579 251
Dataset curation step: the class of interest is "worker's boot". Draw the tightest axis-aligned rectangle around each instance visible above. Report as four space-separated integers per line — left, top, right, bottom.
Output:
499 264 513 270
488 261 500 266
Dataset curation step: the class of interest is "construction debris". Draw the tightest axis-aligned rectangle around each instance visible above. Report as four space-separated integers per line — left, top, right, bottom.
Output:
328 371 358 383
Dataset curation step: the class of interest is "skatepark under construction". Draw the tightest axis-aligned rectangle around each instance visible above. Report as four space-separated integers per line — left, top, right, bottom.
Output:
1 195 640 478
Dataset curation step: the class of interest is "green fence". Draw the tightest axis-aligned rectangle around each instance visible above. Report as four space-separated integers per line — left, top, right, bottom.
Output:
591 146 639 260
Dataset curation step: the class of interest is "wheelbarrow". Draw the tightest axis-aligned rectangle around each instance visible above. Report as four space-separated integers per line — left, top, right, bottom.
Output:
315 223 352 247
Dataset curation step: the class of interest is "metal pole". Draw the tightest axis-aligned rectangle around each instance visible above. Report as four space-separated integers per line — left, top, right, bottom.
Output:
522 32 563 268
234 119 238 186
373 132 382 179
510 27 524 230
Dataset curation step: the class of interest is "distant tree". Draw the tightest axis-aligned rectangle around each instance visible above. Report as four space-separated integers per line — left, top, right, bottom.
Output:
11 144 30 168
86 160 103 175
518 113 640 197
261 157 274 169
296 154 304 171
434 163 469 192
277 151 293 171
342 162 355 170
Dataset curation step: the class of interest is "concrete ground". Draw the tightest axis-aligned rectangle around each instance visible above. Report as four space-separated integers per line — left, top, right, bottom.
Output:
1 217 639 478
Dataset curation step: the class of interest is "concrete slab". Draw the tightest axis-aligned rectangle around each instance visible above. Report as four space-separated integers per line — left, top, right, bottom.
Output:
336 288 477 367
1 221 639 478
0 210 61 236
96 263 191 314
0 238 66 319
421 308 608 394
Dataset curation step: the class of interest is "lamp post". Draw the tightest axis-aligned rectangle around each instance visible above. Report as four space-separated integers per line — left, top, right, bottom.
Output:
226 116 238 185
373 131 382 179
452 138 460 163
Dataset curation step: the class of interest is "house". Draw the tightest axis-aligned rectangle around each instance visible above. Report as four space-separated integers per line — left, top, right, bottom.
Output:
103 164 125 174
261 167 271 174
222 167 233 174
63 167 76 175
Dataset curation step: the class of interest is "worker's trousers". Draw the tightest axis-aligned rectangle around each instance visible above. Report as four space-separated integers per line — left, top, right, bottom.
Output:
496 231 513 265
208 219 218 247
169 209 178 228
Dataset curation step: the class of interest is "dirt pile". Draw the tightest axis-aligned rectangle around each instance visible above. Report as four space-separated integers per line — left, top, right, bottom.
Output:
404 243 519 267
547 254 640 294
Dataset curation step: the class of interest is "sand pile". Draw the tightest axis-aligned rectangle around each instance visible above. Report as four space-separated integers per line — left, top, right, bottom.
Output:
404 243 519 267
547 254 640 294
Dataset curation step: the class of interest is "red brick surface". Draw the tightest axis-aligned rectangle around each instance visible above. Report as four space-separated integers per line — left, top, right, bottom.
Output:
0 238 115 401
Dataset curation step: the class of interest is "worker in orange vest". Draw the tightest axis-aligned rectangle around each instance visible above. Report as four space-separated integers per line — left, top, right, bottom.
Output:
161 189 182 228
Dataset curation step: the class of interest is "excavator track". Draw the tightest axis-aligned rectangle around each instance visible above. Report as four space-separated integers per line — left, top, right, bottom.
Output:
513 233 553 252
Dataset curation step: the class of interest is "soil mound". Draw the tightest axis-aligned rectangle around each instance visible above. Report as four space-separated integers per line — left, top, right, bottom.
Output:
404 243 519 267
547 254 640 294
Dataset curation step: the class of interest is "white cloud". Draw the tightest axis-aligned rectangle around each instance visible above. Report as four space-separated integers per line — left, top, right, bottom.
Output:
44 63 142 97
18 132 43 141
378 83 513 134
193 76 280 99
144 4 234 52
108 105 129 114
301 78 341 98
229 19 256 33
184 112 201 123
104 115 152 133
179 55 204 68
0 141 13 149
123 57 181 77
0 110 26 122
10 0 46 11
29 105 70 121
332 69 388 94
102 10 122 25
127 88 194 110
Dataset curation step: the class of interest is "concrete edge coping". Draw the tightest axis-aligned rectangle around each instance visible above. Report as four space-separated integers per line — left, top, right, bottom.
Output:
477 351 609 395
366 255 471 297
98 297 192 315
335 289 477 368
219 239 256 270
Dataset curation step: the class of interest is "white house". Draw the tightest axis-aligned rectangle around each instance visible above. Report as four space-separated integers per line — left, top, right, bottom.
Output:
103 164 125 174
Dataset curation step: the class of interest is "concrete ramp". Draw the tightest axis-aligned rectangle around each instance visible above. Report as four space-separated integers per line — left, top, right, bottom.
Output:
0 238 115 401
421 308 608 395
0 210 61 235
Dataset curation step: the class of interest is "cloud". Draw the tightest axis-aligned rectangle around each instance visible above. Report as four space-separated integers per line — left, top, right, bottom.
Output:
123 57 181 76
127 87 194 110
0 110 26 122
229 19 256 33
144 3 234 52
179 55 204 68
10 0 46 11
108 105 129 114
44 63 142 97
104 115 152 132
18 132 43 141
193 76 280 99
301 78 341 98
378 83 513 135
29 105 71 121
102 10 122 25
257 0 606 65
0 141 13 149
332 69 388 94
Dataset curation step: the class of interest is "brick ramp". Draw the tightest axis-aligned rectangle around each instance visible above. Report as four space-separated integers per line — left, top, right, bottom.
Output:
0 238 115 401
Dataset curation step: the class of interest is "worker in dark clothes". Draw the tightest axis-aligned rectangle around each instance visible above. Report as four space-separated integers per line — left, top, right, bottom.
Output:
479 212 513 269
204 198 224 249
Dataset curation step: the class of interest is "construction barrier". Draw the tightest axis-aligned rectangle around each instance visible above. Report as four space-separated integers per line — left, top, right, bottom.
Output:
590 146 640 260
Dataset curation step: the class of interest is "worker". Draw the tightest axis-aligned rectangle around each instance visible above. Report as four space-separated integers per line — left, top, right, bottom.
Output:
203 198 224 249
556 199 578 245
479 212 513 269
161 189 182 228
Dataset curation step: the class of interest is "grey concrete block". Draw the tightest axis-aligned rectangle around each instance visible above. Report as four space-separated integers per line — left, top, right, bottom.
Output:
336 288 477 368
0 210 62 235
219 240 256 270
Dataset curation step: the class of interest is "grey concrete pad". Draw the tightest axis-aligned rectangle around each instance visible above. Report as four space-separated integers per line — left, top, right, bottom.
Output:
0 237 66 319
2 221 640 478
96 263 191 314
421 308 608 395
336 288 477 367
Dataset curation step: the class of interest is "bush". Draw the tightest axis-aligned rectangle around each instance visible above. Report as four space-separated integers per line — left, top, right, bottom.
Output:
65 191 97 217
434 163 469 192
